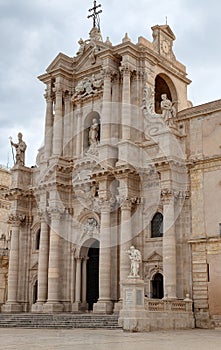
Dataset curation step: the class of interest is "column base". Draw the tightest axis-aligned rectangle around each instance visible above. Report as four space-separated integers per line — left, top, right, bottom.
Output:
113 300 123 314
31 302 45 313
93 300 113 314
1 302 23 313
42 302 64 313
71 302 82 312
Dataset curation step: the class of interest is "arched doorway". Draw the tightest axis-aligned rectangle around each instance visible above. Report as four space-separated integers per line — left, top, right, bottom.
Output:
151 273 164 299
86 240 100 311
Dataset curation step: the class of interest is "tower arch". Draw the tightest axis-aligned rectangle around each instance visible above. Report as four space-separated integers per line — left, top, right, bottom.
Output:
154 74 178 114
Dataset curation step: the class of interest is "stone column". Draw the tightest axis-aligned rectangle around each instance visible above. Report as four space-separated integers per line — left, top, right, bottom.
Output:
82 258 88 305
76 109 82 157
63 92 72 157
93 202 113 314
121 64 131 140
32 216 49 312
43 210 64 312
119 199 132 297
44 88 53 158
2 215 23 313
53 86 63 156
72 257 82 311
101 68 112 142
162 192 177 299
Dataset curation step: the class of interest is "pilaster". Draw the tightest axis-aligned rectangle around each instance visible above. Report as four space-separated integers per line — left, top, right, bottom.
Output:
52 85 63 156
162 190 177 299
44 85 54 158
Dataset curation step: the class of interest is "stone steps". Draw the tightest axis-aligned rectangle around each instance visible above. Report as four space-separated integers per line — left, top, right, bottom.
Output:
0 313 120 329
211 316 221 328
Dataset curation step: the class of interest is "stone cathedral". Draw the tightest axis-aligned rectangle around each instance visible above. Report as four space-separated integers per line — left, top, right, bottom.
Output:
1 4 221 330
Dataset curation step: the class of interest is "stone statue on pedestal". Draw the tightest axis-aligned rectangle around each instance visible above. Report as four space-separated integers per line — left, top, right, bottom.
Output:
10 133 27 166
127 246 142 278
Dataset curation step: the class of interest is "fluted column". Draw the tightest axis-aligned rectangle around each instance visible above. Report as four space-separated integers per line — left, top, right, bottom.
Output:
34 217 49 310
2 215 24 312
94 201 113 314
53 86 63 156
63 92 72 157
121 64 131 140
162 192 177 299
43 210 64 312
101 68 112 142
44 88 53 158
119 199 132 298
76 110 82 157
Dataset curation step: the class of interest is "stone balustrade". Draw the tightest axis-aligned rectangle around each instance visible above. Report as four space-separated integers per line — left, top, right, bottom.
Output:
145 298 193 313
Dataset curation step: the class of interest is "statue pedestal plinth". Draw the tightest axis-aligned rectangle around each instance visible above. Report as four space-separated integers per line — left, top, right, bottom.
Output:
118 277 149 332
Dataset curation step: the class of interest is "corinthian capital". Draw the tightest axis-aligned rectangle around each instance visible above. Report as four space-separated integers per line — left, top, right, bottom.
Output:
120 63 133 76
8 214 26 226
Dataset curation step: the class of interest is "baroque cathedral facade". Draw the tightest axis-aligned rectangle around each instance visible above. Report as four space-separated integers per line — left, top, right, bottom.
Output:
1 7 221 329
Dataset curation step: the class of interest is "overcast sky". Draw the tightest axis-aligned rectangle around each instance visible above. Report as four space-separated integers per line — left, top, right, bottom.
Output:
0 0 220 167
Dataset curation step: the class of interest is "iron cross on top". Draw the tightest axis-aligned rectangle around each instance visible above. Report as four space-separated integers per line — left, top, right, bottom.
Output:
88 1 102 28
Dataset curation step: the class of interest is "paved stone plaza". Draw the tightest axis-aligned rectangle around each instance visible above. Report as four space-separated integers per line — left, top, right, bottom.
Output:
0 329 220 350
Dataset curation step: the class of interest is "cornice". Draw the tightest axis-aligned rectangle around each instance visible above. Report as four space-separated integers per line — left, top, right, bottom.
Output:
178 99 221 120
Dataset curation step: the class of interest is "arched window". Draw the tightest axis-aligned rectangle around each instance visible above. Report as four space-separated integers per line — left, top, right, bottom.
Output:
151 213 163 238
35 229 41 250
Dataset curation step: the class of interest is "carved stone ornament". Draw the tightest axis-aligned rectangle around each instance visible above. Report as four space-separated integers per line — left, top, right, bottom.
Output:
72 74 104 102
8 214 26 225
83 218 99 238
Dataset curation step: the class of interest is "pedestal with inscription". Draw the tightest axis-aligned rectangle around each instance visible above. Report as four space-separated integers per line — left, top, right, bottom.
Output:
118 277 149 332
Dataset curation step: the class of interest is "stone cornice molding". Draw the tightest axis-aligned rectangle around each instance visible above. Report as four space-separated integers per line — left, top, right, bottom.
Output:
161 188 189 203
178 99 221 121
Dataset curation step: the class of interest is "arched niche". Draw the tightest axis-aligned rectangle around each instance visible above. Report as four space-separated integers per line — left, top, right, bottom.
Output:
83 111 101 152
155 74 178 114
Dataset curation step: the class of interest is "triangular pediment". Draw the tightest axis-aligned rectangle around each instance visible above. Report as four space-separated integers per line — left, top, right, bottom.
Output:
152 24 176 41
31 262 38 270
46 52 73 74
146 251 162 263
74 43 107 73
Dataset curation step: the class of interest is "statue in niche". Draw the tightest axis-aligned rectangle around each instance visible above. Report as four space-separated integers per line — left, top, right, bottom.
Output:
89 118 99 146
10 132 27 166
160 94 177 127
127 246 142 278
